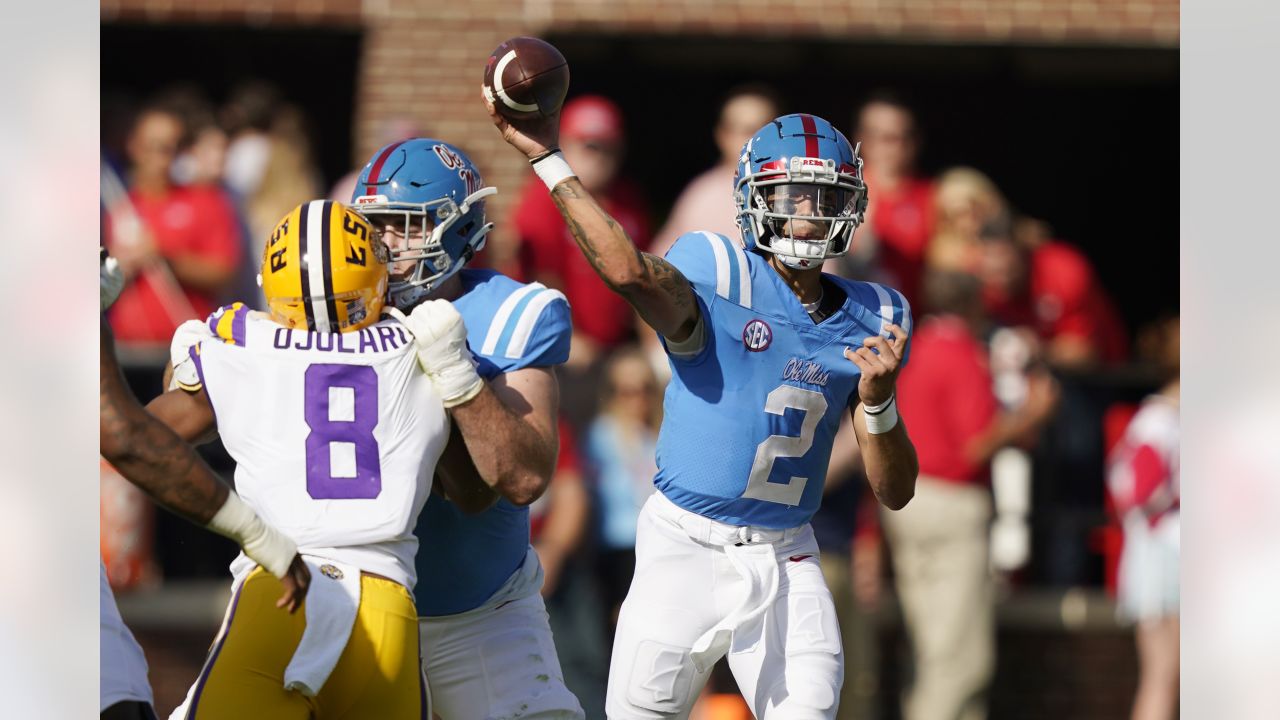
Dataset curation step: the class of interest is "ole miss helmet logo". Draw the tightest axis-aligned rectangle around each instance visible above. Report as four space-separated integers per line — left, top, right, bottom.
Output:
743 319 773 352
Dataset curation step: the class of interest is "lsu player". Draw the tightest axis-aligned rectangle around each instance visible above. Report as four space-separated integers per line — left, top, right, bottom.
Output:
349 139 583 718
99 251 309 720
146 201 461 719
487 99 920 719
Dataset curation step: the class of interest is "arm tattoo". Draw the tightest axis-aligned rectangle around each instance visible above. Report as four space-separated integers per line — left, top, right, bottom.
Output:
101 323 227 525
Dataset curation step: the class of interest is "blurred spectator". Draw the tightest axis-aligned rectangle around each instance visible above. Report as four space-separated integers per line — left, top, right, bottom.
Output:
220 81 278 200
886 271 1058 720
925 166 1007 276
532 419 608 718
512 95 653 369
977 214 1128 369
242 104 323 306
838 92 936 305
105 104 243 346
330 115 423 203
584 347 661 635
1107 316 1179 720
650 85 780 257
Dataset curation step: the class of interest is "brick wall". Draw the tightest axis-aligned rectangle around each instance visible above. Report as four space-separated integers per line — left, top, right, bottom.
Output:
102 0 1177 238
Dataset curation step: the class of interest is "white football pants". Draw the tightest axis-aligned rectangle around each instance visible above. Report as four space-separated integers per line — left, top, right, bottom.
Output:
421 591 585 719
606 492 843 719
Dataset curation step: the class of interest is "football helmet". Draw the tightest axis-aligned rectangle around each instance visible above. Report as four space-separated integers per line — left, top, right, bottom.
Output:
350 138 497 308
733 114 868 269
259 200 390 334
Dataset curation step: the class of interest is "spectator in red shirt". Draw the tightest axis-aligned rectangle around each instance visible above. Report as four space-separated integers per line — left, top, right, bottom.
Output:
841 92 936 306
106 105 243 347
887 271 1057 720
976 215 1128 368
512 95 652 369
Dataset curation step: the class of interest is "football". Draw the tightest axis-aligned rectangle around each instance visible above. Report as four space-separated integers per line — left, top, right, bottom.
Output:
483 36 570 120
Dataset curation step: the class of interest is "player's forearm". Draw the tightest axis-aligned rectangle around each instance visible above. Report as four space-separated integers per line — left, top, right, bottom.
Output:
100 406 230 526
433 424 501 514
450 386 557 506
861 422 918 511
549 179 699 341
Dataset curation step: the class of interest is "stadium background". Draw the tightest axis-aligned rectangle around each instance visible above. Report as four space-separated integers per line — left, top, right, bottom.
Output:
100 1 1178 717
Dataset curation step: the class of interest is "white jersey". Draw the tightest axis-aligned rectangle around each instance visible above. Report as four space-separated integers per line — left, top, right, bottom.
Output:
100 561 153 711
190 309 447 589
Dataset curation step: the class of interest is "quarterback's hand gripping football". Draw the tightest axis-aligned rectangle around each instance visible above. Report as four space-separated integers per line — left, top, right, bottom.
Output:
845 322 909 408
482 86 560 162
389 301 484 408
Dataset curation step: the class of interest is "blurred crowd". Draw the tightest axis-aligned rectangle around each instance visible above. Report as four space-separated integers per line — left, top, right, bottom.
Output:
101 82 1179 720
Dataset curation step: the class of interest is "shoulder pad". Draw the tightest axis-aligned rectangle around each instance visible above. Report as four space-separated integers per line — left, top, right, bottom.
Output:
666 231 753 309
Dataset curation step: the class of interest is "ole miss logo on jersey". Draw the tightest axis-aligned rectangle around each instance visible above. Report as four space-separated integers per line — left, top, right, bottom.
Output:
743 319 773 352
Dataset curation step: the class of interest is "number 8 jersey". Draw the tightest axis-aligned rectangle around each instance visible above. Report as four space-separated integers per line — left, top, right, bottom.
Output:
655 232 913 529
184 303 448 590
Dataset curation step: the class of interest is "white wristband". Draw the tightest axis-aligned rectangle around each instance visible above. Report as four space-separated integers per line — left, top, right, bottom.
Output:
863 394 900 435
206 493 297 579
531 150 576 191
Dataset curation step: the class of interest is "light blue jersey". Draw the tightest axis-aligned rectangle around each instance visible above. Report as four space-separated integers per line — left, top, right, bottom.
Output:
413 269 571 616
655 232 912 529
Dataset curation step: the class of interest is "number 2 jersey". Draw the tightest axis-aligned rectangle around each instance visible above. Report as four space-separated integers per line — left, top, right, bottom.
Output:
183 304 448 590
656 232 913 529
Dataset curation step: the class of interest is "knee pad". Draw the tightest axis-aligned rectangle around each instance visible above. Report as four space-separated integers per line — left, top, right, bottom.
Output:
623 639 699 714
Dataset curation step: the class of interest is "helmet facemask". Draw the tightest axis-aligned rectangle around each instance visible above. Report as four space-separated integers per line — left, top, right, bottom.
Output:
356 186 496 307
738 155 867 269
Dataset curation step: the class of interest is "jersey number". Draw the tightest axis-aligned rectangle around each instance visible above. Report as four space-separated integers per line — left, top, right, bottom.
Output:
303 364 382 499
743 385 828 506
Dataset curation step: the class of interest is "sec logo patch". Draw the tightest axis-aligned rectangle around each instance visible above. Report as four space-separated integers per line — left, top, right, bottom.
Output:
743 319 773 352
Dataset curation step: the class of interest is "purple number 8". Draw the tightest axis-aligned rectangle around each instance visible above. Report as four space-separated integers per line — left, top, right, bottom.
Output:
303 364 381 499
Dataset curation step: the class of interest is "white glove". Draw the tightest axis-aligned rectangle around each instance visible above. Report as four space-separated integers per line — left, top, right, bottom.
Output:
388 301 484 408
100 248 124 312
169 319 215 391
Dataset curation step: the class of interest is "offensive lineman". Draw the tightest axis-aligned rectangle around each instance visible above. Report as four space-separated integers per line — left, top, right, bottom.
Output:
488 99 919 719
146 201 470 718
100 252 309 720
350 138 583 718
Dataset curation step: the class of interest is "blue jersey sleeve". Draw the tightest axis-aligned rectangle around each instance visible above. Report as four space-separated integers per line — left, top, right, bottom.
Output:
840 279 914 407
664 231 752 309
469 285 571 378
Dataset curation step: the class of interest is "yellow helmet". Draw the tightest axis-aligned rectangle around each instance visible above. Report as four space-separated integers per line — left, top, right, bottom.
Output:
260 200 390 333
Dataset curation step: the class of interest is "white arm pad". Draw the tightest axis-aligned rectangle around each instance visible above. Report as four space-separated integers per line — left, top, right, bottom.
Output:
206 493 297 579
388 303 484 408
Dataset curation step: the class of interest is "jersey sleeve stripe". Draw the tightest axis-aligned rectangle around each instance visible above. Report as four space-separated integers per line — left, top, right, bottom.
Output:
231 304 248 346
504 288 568 359
491 288 542 358
889 287 912 335
480 283 543 356
869 282 895 337
700 231 733 302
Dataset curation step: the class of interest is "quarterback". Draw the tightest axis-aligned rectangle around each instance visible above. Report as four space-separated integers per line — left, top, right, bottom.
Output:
350 138 583 719
488 99 919 719
147 201 465 719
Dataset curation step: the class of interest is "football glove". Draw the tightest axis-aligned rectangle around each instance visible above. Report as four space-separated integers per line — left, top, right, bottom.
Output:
388 301 484 408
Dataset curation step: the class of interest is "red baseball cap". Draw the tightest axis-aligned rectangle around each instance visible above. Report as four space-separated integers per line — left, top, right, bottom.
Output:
560 95 625 144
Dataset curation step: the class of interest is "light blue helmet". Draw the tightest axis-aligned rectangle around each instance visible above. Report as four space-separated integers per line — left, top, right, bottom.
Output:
351 138 496 307
732 114 868 269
